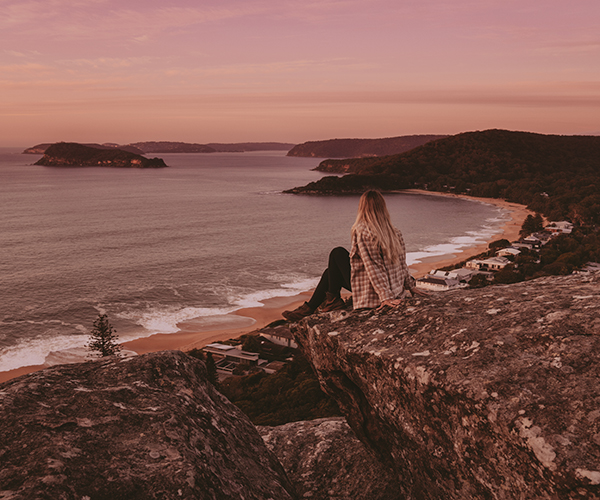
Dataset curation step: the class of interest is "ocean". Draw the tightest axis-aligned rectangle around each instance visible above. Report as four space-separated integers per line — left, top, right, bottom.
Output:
0 148 509 372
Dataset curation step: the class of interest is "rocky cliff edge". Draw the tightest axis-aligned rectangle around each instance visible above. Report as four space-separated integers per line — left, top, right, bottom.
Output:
292 272 600 499
0 351 295 500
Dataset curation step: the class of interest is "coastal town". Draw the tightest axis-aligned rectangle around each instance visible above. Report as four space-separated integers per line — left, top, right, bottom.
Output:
415 219 599 291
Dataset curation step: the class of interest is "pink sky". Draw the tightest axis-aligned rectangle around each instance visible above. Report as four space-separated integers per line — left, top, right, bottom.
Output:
1 0 599 146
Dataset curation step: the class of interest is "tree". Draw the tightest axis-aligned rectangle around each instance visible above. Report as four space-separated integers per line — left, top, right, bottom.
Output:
468 274 490 288
87 314 121 357
519 213 544 237
489 239 511 251
205 352 218 386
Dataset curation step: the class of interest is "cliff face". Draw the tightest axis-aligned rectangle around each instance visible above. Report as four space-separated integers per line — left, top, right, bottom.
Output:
0 351 295 499
34 142 168 168
292 272 600 499
258 417 403 500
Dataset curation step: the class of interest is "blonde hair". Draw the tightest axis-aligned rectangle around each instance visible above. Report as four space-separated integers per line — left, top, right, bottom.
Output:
351 190 403 263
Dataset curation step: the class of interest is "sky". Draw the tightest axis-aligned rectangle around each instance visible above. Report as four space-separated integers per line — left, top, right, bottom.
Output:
1 0 599 146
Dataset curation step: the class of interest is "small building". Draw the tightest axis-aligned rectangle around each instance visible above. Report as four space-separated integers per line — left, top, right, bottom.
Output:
575 262 600 274
466 256 510 271
512 241 534 250
522 235 543 248
531 232 554 245
416 275 466 291
259 325 298 349
429 268 477 282
202 343 267 373
496 247 521 258
546 221 574 234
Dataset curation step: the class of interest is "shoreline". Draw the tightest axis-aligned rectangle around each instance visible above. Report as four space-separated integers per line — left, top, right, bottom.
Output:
0 192 532 384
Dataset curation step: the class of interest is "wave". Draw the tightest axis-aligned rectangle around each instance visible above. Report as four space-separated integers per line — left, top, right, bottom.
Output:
0 332 90 372
407 209 510 266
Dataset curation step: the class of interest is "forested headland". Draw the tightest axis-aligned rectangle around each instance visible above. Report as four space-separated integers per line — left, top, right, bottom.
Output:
286 129 600 225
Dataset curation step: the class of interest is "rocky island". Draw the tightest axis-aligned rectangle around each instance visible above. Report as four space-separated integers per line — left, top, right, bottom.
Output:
34 142 168 168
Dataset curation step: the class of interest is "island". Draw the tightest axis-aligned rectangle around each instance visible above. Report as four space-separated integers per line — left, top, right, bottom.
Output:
23 143 144 155
24 141 296 155
34 142 168 168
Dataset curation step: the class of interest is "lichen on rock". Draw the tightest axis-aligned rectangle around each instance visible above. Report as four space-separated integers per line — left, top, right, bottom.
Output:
258 417 403 499
0 351 295 499
292 272 600 499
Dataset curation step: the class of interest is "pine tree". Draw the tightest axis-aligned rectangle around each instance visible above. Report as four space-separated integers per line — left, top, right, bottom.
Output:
520 213 544 237
205 352 218 386
87 314 122 357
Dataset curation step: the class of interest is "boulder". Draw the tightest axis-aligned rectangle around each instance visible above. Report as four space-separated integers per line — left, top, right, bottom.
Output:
0 351 295 499
258 417 402 499
292 272 600 499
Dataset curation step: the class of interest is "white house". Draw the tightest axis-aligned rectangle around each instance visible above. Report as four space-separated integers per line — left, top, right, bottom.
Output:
466 256 510 271
496 247 521 258
259 325 298 349
416 275 466 291
202 343 267 373
546 221 574 234
429 268 477 282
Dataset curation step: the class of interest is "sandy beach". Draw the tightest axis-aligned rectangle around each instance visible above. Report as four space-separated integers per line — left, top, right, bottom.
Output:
0 191 532 384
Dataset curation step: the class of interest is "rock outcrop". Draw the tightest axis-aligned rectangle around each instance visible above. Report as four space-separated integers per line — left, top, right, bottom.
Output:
0 351 295 499
34 142 167 168
258 417 403 499
292 272 600 499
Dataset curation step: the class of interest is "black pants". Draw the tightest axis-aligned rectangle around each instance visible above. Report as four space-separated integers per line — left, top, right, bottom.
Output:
307 247 351 310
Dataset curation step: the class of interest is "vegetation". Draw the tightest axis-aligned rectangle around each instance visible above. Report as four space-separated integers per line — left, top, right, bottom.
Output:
187 349 219 386
444 224 600 289
35 142 168 168
287 135 447 160
87 314 121 357
218 351 341 426
286 129 600 225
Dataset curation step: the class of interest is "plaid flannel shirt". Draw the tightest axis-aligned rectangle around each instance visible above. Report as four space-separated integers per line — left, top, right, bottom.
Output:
350 222 415 309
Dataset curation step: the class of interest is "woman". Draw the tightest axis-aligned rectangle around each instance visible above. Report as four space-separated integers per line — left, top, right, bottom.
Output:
283 190 422 321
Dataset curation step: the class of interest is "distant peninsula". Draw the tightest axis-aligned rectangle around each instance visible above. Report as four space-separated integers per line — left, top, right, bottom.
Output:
24 141 295 155
127 141 295 153
24 143 144 155
34 143 168 168
286 129 600 225
287 135 448 161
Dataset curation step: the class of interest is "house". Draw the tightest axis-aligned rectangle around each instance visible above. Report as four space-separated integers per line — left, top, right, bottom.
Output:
416 275 466 291
575 262 600 274
202 343 267 373
259 324 298 349
496 247 521 258
512 241 534 250
531 232 554 245
466 256 510 271
429 268 477 282
546 221 574 234
522 235 542 248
